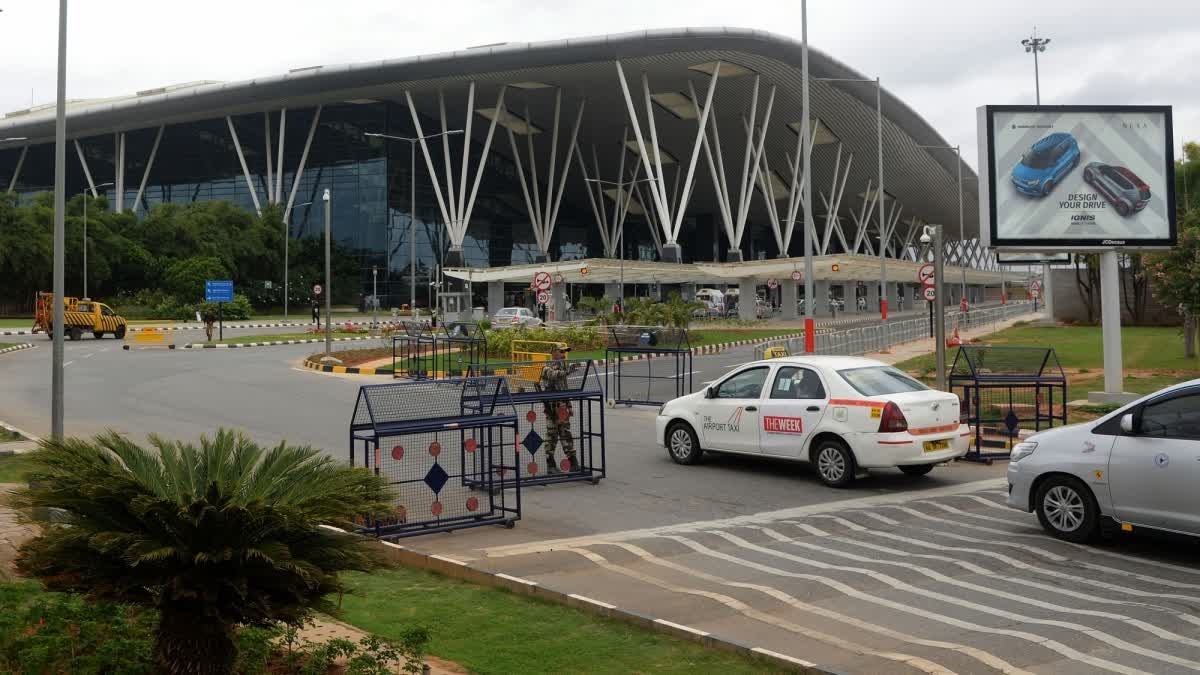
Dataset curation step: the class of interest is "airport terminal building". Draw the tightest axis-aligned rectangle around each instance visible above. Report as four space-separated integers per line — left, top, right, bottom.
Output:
0 27 1005 319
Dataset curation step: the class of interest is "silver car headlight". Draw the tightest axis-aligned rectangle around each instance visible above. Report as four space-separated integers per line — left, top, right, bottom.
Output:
1010 441 1037 463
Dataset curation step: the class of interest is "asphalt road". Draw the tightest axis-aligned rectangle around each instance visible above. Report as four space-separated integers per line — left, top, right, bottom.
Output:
3 317 1194 673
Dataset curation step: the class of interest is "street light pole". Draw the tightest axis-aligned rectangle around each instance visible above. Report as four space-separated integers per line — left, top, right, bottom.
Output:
372 266 378 328
322 189 334 361
921 224 947 390
1021 30 1050 106
917 144 966 304
364 130 463 315
51 0 68 440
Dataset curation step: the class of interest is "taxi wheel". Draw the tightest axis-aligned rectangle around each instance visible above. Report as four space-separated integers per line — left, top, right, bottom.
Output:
666 422 703 465
1035 476 1099 543
899 464 934 477
813 439 855 488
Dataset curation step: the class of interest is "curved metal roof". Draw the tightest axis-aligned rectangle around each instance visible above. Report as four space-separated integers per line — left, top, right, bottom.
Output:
0 27 979 241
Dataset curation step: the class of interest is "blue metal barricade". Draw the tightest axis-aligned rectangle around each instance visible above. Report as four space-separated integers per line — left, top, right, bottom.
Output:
605 326 693 406
349 377 520 538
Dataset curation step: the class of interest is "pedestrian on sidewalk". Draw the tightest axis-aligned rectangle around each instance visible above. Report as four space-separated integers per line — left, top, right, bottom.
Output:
311 299 320 325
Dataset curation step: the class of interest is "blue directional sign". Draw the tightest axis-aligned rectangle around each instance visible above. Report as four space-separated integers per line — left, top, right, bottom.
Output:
205 280 234 303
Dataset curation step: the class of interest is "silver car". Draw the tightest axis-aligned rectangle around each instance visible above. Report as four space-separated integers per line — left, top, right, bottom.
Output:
1082 162 1151 217
1007 378 1200 542
492 307 543 328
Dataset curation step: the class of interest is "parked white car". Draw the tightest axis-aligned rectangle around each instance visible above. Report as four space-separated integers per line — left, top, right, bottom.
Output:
655 356 970 487
492 307 543 328
1007 378 1200 542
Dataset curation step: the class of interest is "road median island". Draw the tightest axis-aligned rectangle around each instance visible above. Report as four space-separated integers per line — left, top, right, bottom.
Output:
0 343 34 357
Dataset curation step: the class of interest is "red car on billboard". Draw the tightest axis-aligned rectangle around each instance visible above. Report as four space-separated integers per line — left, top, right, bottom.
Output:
1083 162 1151 216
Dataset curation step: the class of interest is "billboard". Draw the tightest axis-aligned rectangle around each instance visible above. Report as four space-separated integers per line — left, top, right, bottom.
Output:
978 105 1175 250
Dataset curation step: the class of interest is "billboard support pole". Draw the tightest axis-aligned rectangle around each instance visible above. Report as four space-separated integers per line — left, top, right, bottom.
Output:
1098 251 1126 397
1039 261 1055 325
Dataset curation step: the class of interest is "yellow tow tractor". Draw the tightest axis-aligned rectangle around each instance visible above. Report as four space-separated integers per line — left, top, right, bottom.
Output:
33 291 127 341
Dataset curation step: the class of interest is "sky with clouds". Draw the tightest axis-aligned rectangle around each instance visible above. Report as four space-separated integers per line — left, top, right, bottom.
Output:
0 0 1196 170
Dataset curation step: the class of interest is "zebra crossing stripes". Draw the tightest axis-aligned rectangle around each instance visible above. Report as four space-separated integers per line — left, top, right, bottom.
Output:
480 488 1200 674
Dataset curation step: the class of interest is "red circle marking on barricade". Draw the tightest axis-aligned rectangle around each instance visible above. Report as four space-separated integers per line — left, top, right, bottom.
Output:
374 448 381 468
527 462 540 475
464 438 477 453
560 458 572 471
391 446 404 461
430 501 443 516
429 440 442 457
526 410 537 423
466 497 479 512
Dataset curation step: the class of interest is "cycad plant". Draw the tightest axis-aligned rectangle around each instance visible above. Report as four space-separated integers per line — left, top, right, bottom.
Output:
11 429 394 675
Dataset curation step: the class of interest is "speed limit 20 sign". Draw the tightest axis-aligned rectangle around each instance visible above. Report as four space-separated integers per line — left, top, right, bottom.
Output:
923 286 937 302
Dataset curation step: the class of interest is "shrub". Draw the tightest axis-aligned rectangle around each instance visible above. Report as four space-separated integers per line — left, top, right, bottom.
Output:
485 324 603 358
12 430 395 675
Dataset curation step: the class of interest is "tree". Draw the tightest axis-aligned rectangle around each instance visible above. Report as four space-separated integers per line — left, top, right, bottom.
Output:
13 429 394 675
1119 253 1149 324
163 256 228 301
1184 141 1200 163
1143 212 1200 358
1072 254 1101 323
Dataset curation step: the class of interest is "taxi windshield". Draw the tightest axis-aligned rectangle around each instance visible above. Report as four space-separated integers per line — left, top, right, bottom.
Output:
837 366 928 397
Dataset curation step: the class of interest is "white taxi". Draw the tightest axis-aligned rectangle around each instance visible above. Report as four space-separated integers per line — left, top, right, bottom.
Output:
655 356 970 487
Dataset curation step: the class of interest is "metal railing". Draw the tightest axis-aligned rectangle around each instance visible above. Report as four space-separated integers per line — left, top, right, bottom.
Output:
755 302 1036 360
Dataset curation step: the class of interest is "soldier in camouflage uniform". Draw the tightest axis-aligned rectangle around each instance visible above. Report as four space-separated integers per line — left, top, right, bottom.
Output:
539 345 579 474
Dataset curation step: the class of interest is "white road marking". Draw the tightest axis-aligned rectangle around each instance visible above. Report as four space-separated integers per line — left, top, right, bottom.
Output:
903 503 1200 590
700 531 1154 675
63 360 74 367
609 541 1031 674
82 352 96 359
562 547 959 675
482 478 1006 557
927 498 1200 580
873 506 1200 607
567 593 616 609
754 525 1200 653
654 618 709 636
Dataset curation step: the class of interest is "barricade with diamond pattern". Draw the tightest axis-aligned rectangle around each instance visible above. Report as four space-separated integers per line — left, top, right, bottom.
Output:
349 377 520 538
466 358 605 487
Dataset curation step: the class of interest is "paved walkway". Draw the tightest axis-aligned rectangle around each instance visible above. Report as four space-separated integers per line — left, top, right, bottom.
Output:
868 309 1045 366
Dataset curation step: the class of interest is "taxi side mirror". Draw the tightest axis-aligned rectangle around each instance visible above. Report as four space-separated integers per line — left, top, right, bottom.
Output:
1119 413 1136 435
705 386 716 399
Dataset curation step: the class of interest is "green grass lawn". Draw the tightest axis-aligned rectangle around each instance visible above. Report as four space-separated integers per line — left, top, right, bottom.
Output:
336 567 786 675
0 318 33 328
0 454 36 483
895 325 1200 376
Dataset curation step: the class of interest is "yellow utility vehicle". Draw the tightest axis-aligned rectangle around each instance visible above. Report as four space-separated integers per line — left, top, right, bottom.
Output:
33 292 127 340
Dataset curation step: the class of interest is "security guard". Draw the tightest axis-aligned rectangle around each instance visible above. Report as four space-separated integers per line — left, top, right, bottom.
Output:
538 345 579 474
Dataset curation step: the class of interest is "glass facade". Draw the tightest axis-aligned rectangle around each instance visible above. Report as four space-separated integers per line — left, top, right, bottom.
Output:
1 101 791 309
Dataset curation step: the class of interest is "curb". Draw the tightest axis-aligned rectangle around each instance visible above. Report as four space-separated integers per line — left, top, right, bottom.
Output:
185 336 378 349
364 537 831 674
0 342 34 356
302 356 385 376
0 420 40 456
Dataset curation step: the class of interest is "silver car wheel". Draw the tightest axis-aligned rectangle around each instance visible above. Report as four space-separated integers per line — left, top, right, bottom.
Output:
817 446 846 483
1044 485 1085 533
669 428 693 460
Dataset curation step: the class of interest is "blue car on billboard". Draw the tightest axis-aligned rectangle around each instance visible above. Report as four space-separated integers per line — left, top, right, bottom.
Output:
1010 132 1080 197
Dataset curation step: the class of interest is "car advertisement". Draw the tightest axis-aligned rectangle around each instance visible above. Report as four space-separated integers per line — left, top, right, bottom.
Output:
977 105 1176 250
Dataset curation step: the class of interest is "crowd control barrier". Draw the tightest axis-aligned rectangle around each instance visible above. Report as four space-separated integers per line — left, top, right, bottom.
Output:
349 377 520 538
950 345 1068 464
467 358 606 487
605 326 693 407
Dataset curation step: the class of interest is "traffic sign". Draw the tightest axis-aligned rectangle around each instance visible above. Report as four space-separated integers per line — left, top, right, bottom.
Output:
918 264 935 287
790 270 801 281
923 286 937 302
553 272 565 284
536 290 550 305
767 278 779 290
533 271 552 291
1030 279 1043 293
205 280 234 303
1031 289 1041 299
312 283 323 296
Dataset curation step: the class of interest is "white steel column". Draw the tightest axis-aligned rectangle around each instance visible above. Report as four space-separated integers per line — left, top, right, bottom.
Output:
283 105 323 221
74 140 98 197
132 126 164 213
264 112 274 203
226 116 262 215
801 0 815 349
1099 251 1123 395
114 132 126 211
275 109 286 203
1040 261 1055 323
405 91 454 241
459 86 507 243
7 146 27 193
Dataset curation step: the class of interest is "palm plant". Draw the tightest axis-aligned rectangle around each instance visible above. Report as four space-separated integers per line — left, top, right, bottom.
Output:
11 429 394 675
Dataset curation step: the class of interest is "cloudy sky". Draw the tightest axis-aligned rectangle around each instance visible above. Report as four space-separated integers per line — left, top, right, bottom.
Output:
0 0 1196 169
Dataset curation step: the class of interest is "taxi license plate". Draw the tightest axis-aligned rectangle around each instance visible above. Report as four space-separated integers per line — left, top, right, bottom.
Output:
922 439 949 453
